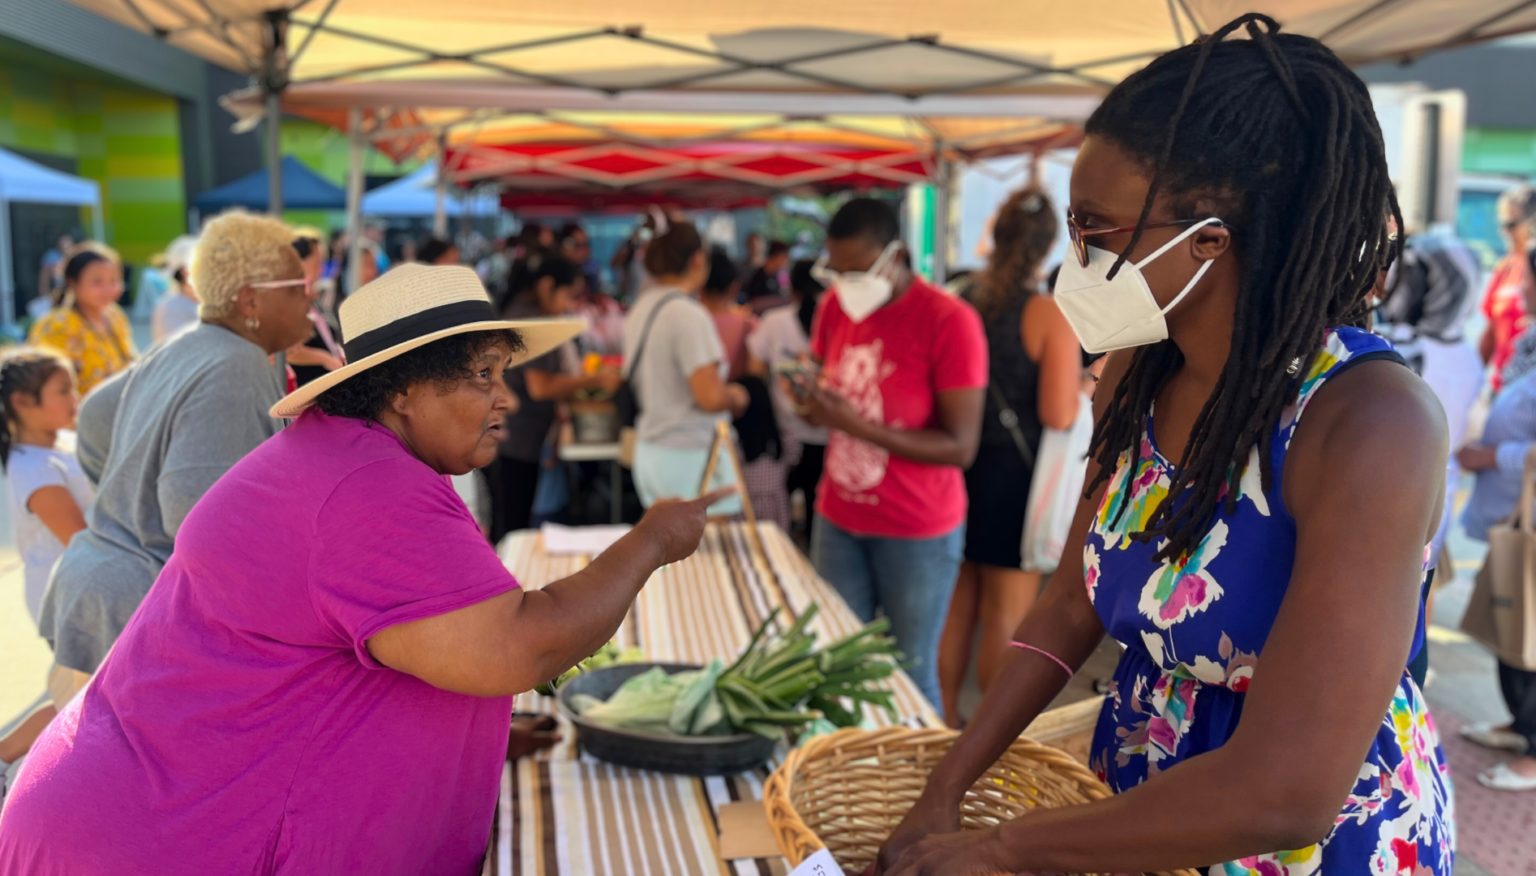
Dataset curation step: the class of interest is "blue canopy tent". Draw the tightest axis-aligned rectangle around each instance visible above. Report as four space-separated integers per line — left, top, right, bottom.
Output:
362 165 499 219
194 156 346 214
0 146 104 328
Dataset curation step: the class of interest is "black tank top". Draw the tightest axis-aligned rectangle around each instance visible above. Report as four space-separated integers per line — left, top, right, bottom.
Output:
964 283 1043 452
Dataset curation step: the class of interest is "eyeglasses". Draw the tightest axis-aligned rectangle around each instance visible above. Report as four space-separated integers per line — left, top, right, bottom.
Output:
1066 210 1226 268
250 277 314 298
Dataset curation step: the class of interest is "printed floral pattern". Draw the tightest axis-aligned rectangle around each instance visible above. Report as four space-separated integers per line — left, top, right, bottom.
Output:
1085 328 1455 876
1094 437 1171 551
1138 521 1228 629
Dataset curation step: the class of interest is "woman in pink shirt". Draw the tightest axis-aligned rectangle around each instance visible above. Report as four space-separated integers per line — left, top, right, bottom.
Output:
1480 185 1536 391
0 265 728 876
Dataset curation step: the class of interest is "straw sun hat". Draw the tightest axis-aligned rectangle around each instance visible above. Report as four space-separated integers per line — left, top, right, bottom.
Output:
270 264 584 419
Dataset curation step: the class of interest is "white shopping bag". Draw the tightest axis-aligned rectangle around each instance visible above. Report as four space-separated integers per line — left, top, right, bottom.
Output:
1020 393 1094 574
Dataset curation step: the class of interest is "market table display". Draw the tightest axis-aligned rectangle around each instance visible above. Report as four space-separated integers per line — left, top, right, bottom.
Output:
491 521 1105 876
492 520 938 876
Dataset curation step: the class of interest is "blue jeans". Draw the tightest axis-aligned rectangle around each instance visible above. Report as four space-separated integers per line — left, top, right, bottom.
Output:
810 517 965 709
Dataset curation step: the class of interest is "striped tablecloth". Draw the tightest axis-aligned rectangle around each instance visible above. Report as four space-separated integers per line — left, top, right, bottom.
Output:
489 521 941 876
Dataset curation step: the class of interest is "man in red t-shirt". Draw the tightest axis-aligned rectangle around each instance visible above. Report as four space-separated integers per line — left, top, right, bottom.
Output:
792 198 988 708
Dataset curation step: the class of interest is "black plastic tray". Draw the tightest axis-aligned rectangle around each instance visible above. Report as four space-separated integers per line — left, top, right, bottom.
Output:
557 662 777 776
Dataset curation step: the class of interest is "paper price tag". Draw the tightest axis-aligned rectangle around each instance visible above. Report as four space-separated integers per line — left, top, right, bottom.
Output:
789 848 842 876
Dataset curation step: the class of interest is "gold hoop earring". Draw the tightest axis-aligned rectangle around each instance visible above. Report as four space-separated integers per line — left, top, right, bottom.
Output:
245 316 260 331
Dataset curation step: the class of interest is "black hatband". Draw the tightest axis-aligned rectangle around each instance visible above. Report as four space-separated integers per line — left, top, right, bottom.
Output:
343 300 496 361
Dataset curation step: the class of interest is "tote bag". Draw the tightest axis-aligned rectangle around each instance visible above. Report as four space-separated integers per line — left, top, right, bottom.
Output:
1020 393 1095 574
1462 446 1536 670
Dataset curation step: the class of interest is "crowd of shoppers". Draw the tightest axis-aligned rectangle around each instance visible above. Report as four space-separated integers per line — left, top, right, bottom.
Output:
8 49 1536 873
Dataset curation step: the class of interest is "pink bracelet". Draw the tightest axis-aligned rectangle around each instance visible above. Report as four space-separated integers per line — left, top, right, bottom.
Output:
1009 641 1074 680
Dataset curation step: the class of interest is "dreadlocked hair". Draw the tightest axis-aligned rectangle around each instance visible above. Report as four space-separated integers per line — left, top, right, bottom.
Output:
974 187 1057 322
1082 13 1402 563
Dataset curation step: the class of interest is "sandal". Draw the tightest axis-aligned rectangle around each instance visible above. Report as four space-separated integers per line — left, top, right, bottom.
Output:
1460 723 1530 753
1477 762 1536 792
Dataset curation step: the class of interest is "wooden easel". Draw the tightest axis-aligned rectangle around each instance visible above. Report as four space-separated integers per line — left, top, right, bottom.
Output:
697 419 765 555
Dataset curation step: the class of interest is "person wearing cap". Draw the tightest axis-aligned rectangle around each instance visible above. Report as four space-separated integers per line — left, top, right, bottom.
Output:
0 263 732 874
33 210 315 713
151 235 201 343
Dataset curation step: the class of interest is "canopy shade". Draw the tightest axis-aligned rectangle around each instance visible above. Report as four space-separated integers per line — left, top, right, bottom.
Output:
440 112 1082 186
194 155 347 212
360 165 500 217
60 1 1536 104
0 147 101 207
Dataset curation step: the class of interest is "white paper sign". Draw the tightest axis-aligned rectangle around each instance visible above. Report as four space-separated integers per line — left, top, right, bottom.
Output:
540 523 632 556
790 849 843 876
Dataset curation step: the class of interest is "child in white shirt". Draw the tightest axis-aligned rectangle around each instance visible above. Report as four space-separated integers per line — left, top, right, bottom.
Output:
2 348 93 626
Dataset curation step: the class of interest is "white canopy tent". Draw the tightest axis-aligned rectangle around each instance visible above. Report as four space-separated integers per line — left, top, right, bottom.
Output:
58 1 1536 100
59 0 1536 210
57 0 1536 283
360 164 500 219
0 147 105 329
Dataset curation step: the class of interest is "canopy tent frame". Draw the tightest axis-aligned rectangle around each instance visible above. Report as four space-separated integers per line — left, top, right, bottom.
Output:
67 0 1536 290
63 0 1536 105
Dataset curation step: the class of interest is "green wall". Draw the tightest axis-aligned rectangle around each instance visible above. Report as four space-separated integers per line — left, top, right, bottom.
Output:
0 51 185 266
1464 128 1536 177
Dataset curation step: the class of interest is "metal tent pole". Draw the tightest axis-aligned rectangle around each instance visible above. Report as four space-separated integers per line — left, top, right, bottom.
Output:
345 107 365 299
434 134 449 238
266 92 283 215
0 199 13 329
263 12 289 216
931 151 953 284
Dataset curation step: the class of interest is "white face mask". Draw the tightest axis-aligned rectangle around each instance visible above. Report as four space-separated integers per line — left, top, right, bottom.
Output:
813 241 901 323
1054 218 1222 354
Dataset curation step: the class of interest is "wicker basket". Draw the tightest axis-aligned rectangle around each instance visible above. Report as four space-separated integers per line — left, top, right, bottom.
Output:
763 726 1198 876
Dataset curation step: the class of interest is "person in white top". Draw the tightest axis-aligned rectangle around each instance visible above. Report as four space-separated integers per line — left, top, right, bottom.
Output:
746 259 830 534
151 236 201 343
0 347 94 787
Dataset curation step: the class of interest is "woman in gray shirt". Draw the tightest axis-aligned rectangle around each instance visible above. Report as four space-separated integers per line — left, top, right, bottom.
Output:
622 220 748 516
40 210 318 707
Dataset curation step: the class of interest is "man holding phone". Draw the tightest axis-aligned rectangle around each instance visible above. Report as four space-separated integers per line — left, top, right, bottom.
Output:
786 199 987 709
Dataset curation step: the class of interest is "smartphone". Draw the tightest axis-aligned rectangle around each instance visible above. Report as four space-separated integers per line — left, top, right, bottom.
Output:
772 359 820 399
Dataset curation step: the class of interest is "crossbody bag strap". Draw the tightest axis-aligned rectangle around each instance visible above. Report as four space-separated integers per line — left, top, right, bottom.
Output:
627 292 684 379
989 382 1035 469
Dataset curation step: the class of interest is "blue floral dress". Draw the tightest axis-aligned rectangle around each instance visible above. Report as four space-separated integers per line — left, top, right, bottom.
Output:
1085 327 1455 876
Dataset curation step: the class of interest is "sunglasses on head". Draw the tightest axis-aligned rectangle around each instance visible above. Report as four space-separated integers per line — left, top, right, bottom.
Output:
1065 210 1228 268
250 277 315 299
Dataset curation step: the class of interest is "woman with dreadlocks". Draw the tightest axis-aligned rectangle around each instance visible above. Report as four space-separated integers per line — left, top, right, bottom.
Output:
878 15 1452 876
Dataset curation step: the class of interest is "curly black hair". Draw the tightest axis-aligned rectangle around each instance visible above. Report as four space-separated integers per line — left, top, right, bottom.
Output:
315 329 525 420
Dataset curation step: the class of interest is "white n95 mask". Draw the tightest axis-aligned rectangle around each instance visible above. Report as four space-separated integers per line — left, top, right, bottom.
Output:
813 241 901 323
1054 218 1223 353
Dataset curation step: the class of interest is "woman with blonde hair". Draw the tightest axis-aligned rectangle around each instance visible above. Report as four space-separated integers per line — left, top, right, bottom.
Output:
37 210 316 709
28 243 135 394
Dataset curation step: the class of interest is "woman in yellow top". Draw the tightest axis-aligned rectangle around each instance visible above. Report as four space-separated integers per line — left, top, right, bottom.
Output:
29 245 136 395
